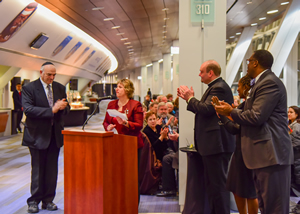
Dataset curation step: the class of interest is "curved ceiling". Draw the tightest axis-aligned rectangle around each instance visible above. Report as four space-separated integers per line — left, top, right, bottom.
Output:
36 0 291 73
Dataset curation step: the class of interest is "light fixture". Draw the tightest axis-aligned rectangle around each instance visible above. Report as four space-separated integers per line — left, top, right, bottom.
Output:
163 25 167 28
116 33 124 36
246 1 252 4
163 31 167 33
104 18 114 21
158 59 163 63
146 63 153 67
267 10 278 14
162 8 169 11
229 36 235 38
120 38 128 41
251 23 258 26
281 2 289 5
259 17 266 20
124 42 131 45
111 26 120 29
162 36 167 38
126 46 133 48
236 32 241 35
164 17 169 20
128 49 134 51
129 52 134 54
137 76 142 80
92 7 104 10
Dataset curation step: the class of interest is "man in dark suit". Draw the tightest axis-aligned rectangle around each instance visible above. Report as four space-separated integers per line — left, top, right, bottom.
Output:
22 62 69 213
177 60 235 214
214 50 293 214
12 83 23 133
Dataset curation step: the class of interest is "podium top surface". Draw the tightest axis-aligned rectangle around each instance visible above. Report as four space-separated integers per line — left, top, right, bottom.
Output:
62 129 114 137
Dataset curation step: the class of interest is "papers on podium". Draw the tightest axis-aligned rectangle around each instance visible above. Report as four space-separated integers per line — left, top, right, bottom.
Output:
106 109 128 120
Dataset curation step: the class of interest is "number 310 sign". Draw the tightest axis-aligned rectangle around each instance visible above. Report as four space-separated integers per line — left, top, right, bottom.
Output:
191 0 215 24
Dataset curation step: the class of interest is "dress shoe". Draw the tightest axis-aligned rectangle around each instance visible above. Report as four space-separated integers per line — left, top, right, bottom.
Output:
41 202 58 211
156 190 176 197
27 202 39 213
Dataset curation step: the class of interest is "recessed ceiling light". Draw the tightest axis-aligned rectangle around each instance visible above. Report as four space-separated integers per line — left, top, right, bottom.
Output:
120 38 128 41
163 31 167 33
92 7 104 10
164 18 169 20
129 52 134 54
163 25 167 28
128 49 134 51
124 42 131 45
116 33 124 36
229 36 235 39
246 1 252 4
281 2 289 5
162 8 169 11
267 10 278 14
126 46 133 48
236 32 241 35
251 23 258 26
111 26 120 29
162 36 167 38
104 18 114 21
259 17 266 20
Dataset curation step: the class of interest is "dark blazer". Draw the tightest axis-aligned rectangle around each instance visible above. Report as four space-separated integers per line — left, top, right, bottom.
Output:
12 90 22 110
21 79 69 149
231 69 293 169
103 99 144 148
187 77 235 156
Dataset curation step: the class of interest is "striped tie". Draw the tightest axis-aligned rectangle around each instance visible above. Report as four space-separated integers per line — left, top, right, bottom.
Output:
47 84 53 107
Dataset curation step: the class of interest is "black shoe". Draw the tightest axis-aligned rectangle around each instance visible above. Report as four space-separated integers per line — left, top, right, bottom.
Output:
41 202 58 211
156 190 176 197
28 202 39 213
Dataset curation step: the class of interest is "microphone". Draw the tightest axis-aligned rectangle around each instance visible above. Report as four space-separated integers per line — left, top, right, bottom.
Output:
82 95 116 130
96 95 116 102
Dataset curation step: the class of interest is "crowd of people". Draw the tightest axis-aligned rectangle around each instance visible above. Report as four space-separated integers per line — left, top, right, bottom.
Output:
20 50 300 214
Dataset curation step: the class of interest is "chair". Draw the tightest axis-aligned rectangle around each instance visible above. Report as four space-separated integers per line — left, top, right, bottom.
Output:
139 132 162 195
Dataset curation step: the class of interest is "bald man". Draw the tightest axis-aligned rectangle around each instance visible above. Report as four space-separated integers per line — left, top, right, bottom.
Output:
22 62 69 213
178 60 235 214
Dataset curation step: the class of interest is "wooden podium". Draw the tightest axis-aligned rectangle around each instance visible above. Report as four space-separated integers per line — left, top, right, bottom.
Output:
62 129 138 214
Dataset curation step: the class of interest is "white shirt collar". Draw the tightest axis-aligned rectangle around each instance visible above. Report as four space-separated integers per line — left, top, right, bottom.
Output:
255 69 268 83
40 77 51 89
208 76 221 85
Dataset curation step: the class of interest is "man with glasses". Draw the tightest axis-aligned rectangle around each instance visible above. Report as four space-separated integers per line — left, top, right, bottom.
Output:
215 50 293 214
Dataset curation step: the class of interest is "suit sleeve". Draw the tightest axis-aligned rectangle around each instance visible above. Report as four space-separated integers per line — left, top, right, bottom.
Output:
219 115 240 135
231 79 280 126
22 85 53 119
187 86 227 116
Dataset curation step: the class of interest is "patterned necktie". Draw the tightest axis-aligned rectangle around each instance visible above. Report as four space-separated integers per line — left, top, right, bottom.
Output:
47 84 53 107
250 78 256 87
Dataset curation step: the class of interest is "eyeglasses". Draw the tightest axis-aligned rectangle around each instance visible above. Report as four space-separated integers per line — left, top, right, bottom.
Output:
246 59 256 65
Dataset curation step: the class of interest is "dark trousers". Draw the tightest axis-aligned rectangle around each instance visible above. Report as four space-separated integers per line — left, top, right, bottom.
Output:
253 164 291 214
27 134 60 205
16 110 23 130
202 152 232 214
162 152 176 191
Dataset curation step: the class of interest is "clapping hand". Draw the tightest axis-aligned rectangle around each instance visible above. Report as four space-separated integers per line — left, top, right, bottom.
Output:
156 117 163 126
177 85 194 101
211 96 233 116
169 130 179 142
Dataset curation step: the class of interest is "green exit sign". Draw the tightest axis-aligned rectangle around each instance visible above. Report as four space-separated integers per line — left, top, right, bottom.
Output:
191 0 215 24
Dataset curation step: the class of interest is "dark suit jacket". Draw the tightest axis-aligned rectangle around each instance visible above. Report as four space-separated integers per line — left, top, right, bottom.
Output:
21 79 70 149
12 90 22 111
187 77 235 156
231 69 293 169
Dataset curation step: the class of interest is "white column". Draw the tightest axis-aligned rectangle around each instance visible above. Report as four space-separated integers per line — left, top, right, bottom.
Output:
283 38 298 107
141 66 148 102
172 40 180 97
163 53 172 95
178 0 226 207
152 61 160 96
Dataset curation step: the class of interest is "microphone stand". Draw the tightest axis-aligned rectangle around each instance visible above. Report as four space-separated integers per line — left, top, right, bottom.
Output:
82 101 100 130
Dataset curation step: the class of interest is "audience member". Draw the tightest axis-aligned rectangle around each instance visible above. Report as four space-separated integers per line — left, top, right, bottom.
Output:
212 74 258 214
214 50 293 214
177 59 235 214
166 102 175 116
143 95 151 110
166 94 173 102
12 83 23 133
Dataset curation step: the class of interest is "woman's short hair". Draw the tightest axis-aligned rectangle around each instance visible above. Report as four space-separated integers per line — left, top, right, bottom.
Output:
117 79 135 99
145 111 156 121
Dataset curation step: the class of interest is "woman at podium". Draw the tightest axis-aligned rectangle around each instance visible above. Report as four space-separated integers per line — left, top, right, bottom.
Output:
103 79 144 201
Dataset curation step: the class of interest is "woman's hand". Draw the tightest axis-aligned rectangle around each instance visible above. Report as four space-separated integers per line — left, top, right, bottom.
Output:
115 116 125 125
156 117 163 126
107 124 116 131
